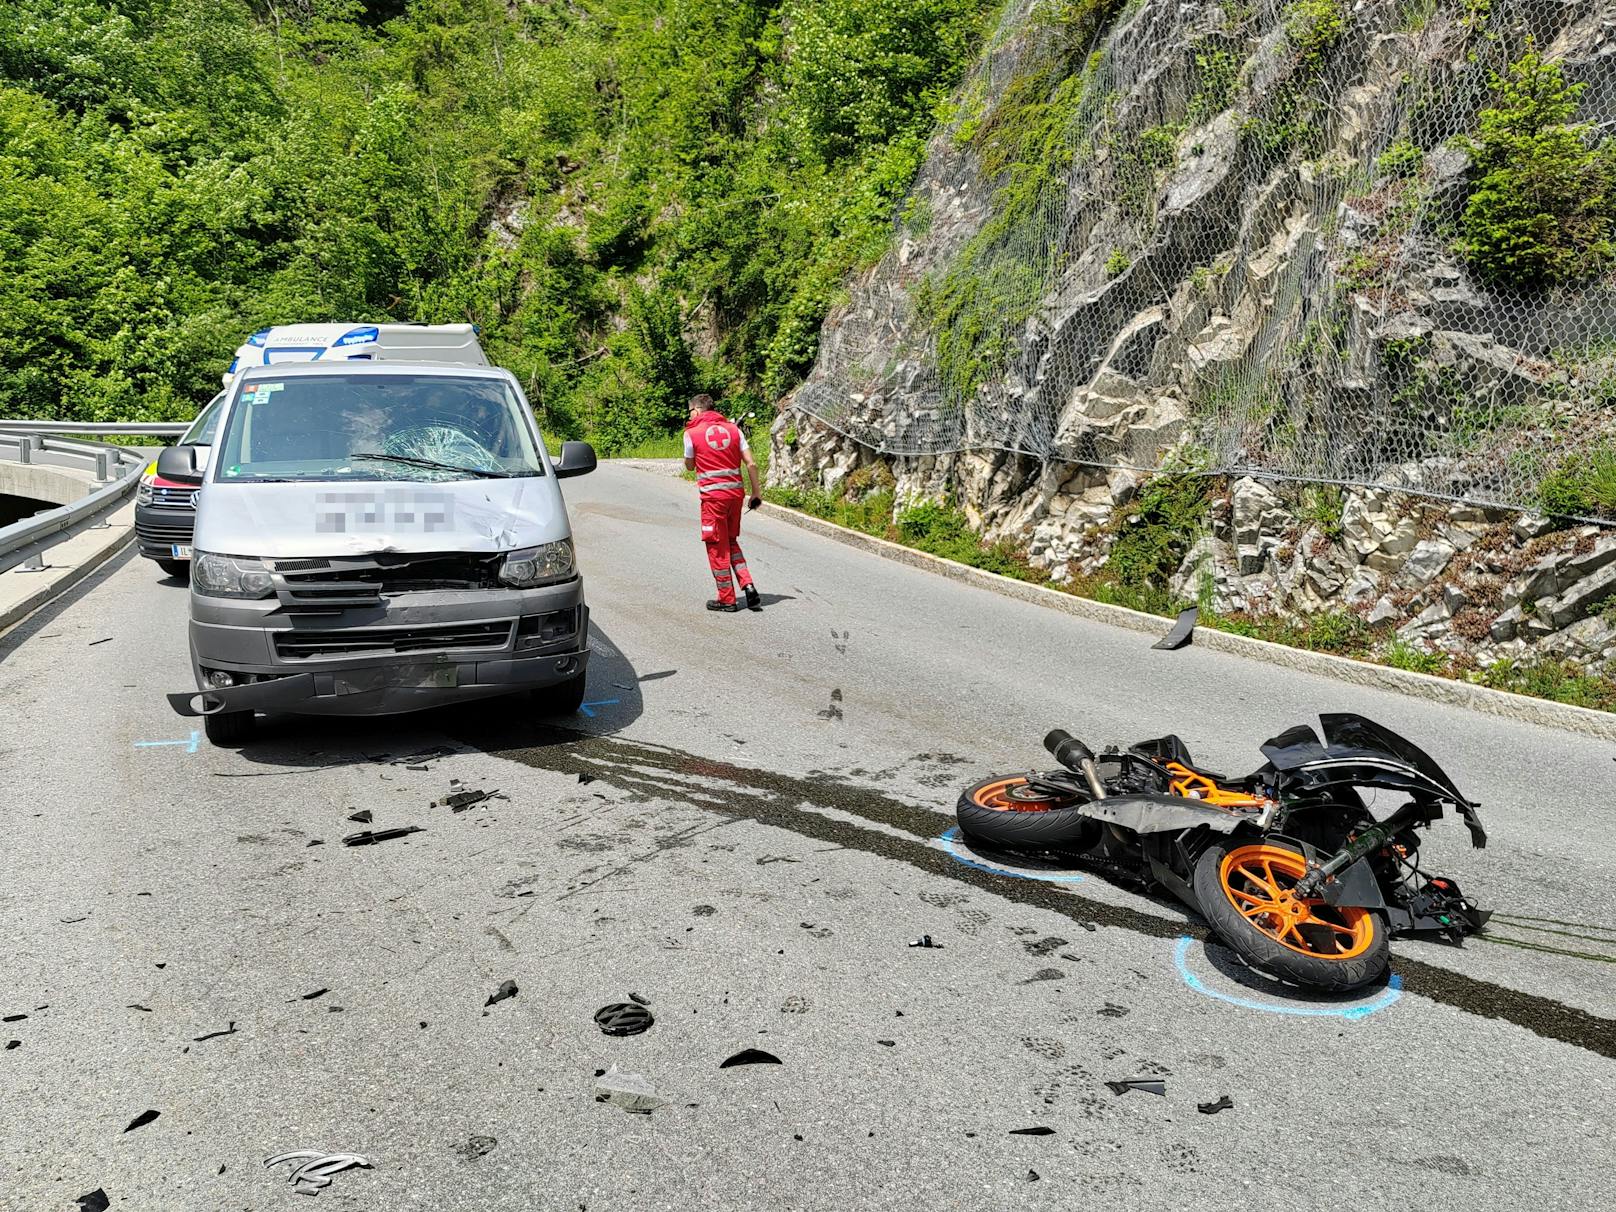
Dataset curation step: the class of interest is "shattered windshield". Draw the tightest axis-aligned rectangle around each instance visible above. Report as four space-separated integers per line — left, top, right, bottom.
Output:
213 373 543 482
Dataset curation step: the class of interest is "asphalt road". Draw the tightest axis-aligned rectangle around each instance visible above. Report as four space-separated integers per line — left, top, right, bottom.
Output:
1 462 1612 1212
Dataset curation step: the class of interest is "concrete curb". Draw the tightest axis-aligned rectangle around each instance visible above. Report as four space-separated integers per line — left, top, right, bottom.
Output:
755 500 1616 743
0 502 138 635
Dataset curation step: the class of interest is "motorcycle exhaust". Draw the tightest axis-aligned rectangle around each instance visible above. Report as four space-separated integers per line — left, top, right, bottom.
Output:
1044 729 1106 801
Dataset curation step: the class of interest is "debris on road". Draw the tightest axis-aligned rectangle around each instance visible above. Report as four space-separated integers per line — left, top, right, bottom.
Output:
1 1014 25 1022
484 980 519 1009
5 1040 19 1050
595 1064 668 1114
192 1022 237 1042
88 637 112 646
1105 1079 1166 1097
876 1039 896 1047
123 1109 161 1132
437 780 498 811
60 914 89 924
719 1049 782 1069
126 1004 152 1012
264 1151 372 1194
1198 1095 1235 1115
595 1003 655 1037
347 810 373 824
75 1191 110 1211
577 774 595 785
1009 1127 1055 1135
692 905 717 916
454 1135 498 1161
306 839 324 847
301 989 328 1001
1027 1169 1041 1182
391 746 452 768
908 935 942 949
757 854 799 865
1152 606 1198 651
342 826 423 847
627 992 650 1006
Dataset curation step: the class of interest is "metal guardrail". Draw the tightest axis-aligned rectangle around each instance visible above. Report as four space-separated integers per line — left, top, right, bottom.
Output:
0 424 166 574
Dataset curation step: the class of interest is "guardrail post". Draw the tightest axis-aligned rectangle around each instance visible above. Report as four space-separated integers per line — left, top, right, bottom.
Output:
18 437 31 464
15 548 46 573
95 451 111 481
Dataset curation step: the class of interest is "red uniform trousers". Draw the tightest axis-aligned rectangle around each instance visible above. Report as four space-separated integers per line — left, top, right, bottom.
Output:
701 494 754 605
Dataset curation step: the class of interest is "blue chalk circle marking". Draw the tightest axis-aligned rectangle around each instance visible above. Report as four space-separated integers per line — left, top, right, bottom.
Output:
133 731 200 755
1173 935 1402 1020
578 698 620 719
938 826 1086 883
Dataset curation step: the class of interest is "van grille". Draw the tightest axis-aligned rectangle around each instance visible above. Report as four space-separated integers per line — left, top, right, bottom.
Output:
273 621 513 660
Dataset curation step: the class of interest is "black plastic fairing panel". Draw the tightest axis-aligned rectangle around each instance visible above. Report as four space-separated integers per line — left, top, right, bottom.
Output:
1319 713 1468 802
1259 723 1328 769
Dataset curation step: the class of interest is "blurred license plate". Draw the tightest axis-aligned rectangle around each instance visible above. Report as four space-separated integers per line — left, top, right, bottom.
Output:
170 545 192 560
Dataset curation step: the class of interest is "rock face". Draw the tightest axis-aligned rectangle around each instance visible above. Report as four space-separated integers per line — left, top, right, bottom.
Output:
770 0 1616 679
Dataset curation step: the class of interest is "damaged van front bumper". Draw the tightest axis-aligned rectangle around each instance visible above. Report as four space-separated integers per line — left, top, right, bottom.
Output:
168 578 589 719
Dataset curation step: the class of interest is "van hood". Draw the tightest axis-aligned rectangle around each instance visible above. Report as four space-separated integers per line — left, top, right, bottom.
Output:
193 477 568 558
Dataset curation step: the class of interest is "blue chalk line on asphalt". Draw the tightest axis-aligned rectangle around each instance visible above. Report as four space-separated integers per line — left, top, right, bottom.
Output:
1173 935 1402 1019
937 826 1086 883
133 730 200 754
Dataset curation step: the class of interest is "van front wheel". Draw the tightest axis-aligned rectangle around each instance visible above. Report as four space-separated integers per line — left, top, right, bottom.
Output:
535 672 587 717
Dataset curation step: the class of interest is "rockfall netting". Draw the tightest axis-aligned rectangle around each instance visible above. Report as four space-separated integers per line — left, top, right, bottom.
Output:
788 0 1616 523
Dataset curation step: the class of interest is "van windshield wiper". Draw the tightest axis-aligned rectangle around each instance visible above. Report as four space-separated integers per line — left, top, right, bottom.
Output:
349 452 513 479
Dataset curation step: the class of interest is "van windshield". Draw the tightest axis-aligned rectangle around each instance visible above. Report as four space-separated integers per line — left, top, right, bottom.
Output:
214 374 544 483
182 394 224 445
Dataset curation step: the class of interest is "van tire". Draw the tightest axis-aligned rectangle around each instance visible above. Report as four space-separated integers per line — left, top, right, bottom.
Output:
203 710 255 746
536 672 588 717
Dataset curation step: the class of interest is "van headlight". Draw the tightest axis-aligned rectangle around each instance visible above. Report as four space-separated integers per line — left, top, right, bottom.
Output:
499 540 575 587
192 552 275 599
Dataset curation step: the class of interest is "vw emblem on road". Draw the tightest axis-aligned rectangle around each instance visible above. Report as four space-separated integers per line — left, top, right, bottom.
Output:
704 424 731 451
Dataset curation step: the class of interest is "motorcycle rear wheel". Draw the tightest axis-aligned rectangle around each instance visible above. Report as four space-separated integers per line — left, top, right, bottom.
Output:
955 775 1093 850
1193 840 1389 993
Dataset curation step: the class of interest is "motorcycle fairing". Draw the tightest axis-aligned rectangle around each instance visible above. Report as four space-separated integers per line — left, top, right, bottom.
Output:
1078 793 1254 836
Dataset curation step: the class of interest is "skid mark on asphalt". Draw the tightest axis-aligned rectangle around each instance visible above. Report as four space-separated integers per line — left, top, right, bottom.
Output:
452 723 1616 1059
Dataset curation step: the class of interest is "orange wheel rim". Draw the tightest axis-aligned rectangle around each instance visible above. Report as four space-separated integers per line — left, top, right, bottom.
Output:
970 777 1073 813
1218 844 1375 960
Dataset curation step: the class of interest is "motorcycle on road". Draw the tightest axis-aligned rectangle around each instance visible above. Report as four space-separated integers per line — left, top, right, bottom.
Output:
956 713 1489 992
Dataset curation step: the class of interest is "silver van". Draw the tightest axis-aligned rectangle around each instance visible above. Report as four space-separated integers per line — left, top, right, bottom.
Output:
166 362 596 745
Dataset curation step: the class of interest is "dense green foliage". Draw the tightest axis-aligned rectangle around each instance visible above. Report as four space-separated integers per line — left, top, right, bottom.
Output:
1461 50 1616 287
0 0 999 445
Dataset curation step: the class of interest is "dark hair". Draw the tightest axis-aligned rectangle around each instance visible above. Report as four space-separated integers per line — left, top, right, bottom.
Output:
689 393 715 412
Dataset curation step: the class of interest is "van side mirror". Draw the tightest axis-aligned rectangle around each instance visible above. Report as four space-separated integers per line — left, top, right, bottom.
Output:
156 444 201 482
554 441 597 479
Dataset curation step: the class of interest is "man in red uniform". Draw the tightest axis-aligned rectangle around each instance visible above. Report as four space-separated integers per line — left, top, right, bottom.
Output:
683 393 763 612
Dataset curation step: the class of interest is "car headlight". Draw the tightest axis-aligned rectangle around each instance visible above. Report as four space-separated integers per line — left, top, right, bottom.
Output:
192 552 275 599
499 540 575 588
136 477 154 506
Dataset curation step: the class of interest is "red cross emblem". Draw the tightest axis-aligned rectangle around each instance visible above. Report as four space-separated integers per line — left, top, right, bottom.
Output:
704 424 732 452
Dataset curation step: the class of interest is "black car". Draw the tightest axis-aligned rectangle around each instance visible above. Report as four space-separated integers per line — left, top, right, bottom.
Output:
134 391 223 577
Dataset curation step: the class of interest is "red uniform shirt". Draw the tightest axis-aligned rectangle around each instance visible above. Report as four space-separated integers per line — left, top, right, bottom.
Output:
684 410 749 500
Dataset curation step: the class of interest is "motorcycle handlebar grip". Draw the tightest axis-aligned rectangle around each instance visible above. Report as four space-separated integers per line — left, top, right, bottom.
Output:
1043 729 1095 770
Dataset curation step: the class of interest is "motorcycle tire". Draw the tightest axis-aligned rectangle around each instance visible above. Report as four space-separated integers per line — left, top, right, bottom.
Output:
955 775 1093 850
1192 840 1389 993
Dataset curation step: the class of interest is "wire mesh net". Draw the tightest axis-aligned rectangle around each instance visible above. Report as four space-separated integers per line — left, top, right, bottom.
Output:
789 0 1616 523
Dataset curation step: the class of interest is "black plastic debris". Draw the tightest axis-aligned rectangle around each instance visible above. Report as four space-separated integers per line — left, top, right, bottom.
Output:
1027 1169 1041 1182
595 1003 655 1037
577 774 595 785
876 1040 896 1047
1081 922 1098 932
1198 1095 1234 1115
908 935 942 948
217 1164 226 1175
127 1004 152 1013
192 1022 237 1042
627 992 650 1007
5 1040 18 1050
60 915 89 924
302 988 328 1001
440 786 497 812
1152 606 1198 651
88 637 112 646
1010 1127 1055 1136
692 905 717 917
392 746 452 767
2 1014 26 1023
348 809 373 824
342 826 423 847
719 1049 781 1069
1105 1079 1166 1097
123 1109 160 1132
454 1135 498 1161
484 980 519 1008
76 1191 110 1212
306 840 324 847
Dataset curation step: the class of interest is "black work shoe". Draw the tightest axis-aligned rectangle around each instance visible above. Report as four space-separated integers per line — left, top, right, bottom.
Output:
706 599 740 613
744 585 762 612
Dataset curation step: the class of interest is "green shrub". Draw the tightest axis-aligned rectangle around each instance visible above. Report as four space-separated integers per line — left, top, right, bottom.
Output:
1104 473 1210 590
1477 657 1616 711
1376 138 1424 179
1104 248 1131 277
1537 445 1616 517
1283 0 1345 70
1460 50 1616 287
1383 640 1449 675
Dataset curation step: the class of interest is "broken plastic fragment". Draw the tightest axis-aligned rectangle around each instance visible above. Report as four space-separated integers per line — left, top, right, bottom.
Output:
440 787 497 811
1197 1095 1234 1115
124 1109 161 1132
1105 1079 1166 1097
1 1014 25 1022
627 992 650 1007
76 1191 110 1212
348 810 373 824
342 826 423 847
577 774 595 785
1027 1169 1041 1182
484 979 519 1008
877 1039 896 1047
302 988 328 1001
1152 606 1198 651
594 1063 668 1114
455 1134 498 1160
595 1003 654 1036
1009 1127 1055 1135
720 1048 782 1069
5 1040 18 1050
908 935 942 948
192 1022 237 1042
